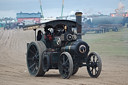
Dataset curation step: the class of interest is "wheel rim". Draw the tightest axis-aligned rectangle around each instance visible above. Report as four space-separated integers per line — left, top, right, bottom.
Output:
87 52 102 78
58 52 73 79
27 44 39 75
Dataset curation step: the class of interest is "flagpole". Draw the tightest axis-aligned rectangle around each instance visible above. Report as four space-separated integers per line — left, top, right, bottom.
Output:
61 0 64 18
39 0 44 18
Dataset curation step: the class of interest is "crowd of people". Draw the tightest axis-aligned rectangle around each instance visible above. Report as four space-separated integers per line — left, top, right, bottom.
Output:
0 17 18 30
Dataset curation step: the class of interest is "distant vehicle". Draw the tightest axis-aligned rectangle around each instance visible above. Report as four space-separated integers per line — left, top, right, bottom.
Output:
23 20 35 25
24 12 102 79
82 16 126 33
4 23 18 30
18 20 35 29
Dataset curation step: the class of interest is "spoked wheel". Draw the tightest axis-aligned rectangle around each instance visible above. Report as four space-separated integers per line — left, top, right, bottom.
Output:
87 52 102 78
27 41 46 76
58 52 73 79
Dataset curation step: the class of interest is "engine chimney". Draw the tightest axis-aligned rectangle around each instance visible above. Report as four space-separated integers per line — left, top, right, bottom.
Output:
75 12 82 39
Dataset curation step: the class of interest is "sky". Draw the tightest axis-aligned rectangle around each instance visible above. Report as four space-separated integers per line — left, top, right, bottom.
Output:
0 0 128 18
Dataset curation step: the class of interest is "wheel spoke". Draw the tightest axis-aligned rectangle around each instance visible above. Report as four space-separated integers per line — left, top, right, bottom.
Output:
29 49 35 55
35 55 39 60
32 68 36 73
93 55 95 62
63 55 66 63
96 58 99 63
95 67 97 75
29 63 36 69
32 46 36 52
90 67 92 72
65 59 68 64
91 67 93 75
64 69 69 76
63 59 69 67
35 62 39 67
35 52 39 57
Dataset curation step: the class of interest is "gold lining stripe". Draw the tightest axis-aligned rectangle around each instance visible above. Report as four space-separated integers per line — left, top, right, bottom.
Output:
24 25 40 31
69 46 71 51
69 42 73 51
76 14 82 16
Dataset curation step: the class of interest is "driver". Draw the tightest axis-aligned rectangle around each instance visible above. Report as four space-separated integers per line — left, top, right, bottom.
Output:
37 30 43 41
44 28 53 48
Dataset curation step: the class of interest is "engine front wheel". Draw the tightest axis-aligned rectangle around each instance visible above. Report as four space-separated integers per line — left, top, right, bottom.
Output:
87 52 102 78
58 52 73 79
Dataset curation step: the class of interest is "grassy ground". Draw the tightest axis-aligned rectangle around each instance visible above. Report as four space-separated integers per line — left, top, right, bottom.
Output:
83 28 128 57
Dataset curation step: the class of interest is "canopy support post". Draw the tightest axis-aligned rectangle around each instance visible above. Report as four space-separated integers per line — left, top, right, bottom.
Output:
34 29 37 41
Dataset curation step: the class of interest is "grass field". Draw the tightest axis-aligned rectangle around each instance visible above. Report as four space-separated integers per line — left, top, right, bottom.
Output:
83 28 128 57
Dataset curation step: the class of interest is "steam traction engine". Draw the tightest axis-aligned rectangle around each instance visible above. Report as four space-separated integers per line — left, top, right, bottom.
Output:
24 12 102 79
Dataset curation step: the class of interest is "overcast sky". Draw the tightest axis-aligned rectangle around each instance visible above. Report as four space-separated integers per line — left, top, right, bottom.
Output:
0 0 128 18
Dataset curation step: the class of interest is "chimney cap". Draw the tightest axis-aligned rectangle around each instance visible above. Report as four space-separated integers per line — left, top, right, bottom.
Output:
75 12 82 16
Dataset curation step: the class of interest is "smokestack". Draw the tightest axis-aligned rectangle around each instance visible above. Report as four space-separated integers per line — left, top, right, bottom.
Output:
75 12 82 39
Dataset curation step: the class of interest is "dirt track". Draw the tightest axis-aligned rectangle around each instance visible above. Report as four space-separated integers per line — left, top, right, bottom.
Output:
0 29 128 85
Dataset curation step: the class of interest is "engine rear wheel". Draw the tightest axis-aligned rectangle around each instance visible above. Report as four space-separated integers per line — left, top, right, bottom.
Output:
58 52 73 79
87 52 102 78
27 41 46 76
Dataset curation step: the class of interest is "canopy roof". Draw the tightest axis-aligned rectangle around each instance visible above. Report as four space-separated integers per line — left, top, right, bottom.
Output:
23 20 76 31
